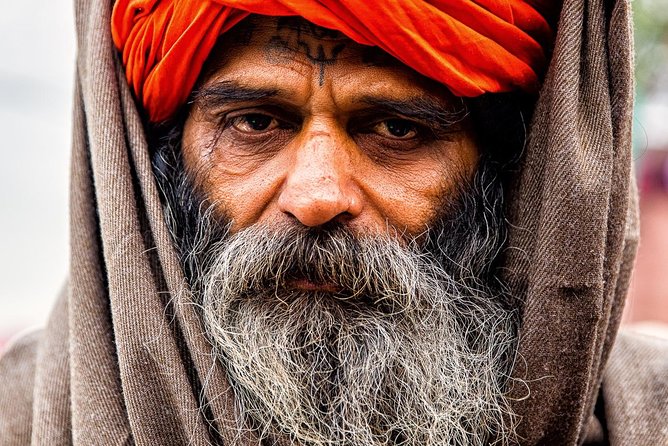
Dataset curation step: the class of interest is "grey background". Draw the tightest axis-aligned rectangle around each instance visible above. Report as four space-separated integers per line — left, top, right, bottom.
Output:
0 1 74 337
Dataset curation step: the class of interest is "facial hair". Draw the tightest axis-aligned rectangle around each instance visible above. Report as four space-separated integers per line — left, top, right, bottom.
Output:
152 126 520 446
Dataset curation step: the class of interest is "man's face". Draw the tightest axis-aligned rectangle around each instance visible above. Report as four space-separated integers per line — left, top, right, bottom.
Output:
182 16 479 237
157 15 518 446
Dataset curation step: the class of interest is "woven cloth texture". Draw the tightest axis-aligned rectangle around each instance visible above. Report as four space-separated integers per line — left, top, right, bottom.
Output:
1 0 667 444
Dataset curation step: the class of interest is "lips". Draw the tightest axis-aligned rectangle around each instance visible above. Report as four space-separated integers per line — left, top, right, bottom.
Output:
289 278 342 293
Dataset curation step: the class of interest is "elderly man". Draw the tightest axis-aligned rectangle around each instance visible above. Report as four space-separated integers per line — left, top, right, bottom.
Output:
1 1 667 445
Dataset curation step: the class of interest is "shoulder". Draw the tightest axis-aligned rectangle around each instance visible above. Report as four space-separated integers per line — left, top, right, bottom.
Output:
0 329 42 444
602 328 668 445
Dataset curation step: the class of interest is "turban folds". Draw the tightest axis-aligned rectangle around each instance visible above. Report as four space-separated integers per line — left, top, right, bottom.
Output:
111 0 553 122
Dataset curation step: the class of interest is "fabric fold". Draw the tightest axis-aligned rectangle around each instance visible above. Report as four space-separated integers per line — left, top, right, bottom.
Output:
111 0 552 122
1 0 666 445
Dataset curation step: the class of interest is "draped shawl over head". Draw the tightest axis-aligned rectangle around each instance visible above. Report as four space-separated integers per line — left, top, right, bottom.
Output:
1 0 668 445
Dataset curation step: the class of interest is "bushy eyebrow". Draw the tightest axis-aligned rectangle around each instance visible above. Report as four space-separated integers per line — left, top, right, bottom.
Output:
191 81 467 132
192 81 280 109
359 96 467 130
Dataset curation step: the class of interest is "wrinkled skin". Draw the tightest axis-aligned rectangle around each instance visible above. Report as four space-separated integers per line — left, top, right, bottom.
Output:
162 16 519 446
154 108 518 445
182 16 479 241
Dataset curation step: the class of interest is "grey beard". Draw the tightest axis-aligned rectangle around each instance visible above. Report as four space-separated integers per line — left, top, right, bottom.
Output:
152 129 520 445
196 224 518 446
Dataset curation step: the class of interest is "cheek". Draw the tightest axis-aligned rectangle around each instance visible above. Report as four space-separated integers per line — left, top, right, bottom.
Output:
182 121 287 229
202 157 288 230
362 166 447 234
361 140 478 235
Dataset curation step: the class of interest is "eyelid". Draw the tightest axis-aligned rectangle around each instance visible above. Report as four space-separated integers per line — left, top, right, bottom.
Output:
221 106 302 129
373 119 419 138
228 114 279 134
349 114 427 135
357 99 467 131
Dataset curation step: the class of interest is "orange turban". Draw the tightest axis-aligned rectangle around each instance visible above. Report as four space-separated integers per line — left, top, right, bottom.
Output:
112 0 553 123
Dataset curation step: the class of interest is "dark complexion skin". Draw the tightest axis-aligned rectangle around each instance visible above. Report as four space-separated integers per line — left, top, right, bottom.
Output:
182 16 479 240
266 17 347 86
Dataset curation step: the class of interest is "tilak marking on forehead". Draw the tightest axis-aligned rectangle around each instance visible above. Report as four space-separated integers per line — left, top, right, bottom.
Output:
276 17 345 40
232 20 257 46
264 18 347 87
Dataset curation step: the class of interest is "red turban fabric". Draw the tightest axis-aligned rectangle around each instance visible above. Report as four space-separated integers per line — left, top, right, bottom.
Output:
112 0 553 123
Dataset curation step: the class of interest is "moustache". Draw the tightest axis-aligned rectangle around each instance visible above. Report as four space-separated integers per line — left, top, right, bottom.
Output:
196 219 498 322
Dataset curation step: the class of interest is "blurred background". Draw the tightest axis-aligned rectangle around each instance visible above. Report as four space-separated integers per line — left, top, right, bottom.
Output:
624 0 668 334
0 1 72 346
0 1 667 348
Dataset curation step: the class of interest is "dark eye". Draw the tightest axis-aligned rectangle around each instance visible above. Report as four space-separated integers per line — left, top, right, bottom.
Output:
230 113 278 133
374 119 418 139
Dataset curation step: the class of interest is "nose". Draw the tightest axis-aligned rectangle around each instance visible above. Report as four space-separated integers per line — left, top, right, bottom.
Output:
278 132 362 227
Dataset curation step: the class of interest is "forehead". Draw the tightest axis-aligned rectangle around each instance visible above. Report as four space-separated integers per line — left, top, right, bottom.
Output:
207 15 397 67
198 15 455 102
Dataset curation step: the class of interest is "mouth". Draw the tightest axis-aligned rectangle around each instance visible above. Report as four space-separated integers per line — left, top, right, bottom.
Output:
289 278 342 293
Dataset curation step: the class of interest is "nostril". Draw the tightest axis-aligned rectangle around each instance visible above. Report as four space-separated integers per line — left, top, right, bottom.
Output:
331 210 354 225
278 188 353 227
283 209 354 229
282 209 299 223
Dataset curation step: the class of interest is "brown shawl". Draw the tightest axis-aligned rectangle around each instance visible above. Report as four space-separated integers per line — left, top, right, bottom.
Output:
1 0 667 444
